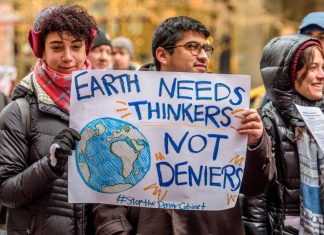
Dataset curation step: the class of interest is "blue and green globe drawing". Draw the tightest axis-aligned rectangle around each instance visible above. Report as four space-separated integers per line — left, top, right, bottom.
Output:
76 117 151 193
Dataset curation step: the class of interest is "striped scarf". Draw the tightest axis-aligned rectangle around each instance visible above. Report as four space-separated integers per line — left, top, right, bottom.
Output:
297 128 324 235
33 59 91 112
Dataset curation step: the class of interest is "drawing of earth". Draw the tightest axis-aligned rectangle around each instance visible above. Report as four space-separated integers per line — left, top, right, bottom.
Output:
75 117 151 193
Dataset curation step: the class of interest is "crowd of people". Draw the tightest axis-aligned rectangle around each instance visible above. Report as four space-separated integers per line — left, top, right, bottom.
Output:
0 4 323 235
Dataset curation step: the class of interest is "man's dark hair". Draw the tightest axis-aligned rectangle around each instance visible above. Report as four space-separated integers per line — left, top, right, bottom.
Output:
152 16 210 71
38 5 97 54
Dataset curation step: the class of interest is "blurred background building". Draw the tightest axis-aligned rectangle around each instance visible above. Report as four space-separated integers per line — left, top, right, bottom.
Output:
0 0 323 88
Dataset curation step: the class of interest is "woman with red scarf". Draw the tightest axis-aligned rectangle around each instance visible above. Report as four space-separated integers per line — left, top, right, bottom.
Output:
0 5 97 235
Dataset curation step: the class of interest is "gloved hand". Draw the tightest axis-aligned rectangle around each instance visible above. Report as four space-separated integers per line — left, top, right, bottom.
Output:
49 128 81 175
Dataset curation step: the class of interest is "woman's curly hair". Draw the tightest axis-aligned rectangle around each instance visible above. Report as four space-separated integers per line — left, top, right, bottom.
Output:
37 5 97 53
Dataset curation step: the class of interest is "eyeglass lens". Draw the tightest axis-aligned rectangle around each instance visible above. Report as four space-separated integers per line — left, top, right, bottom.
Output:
186 42 213 57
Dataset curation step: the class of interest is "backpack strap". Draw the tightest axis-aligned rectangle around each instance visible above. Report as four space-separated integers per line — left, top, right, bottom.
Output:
15 97 30 137
0 98 31 227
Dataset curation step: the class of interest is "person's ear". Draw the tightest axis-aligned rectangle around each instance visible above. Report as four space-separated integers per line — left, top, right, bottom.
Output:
156 47 168 66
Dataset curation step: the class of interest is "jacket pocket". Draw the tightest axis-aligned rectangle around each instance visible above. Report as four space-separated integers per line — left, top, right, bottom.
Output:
9 214 36 235
6 208 35 234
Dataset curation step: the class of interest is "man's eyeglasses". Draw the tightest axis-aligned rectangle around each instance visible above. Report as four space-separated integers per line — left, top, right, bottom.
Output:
164 41 214 57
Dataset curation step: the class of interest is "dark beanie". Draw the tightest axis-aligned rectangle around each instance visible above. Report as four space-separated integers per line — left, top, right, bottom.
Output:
290 40 320 84
92 29 112 50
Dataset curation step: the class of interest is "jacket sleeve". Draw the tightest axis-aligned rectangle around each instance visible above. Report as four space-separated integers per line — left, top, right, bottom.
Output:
240 191 270 235
0 101 58 208
240 130 276 196
240 105 279 235
93 204 133 235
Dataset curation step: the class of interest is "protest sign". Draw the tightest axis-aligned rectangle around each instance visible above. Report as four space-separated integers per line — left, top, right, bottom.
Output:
69 70 250 211
0 65 16 96
296 104 324 153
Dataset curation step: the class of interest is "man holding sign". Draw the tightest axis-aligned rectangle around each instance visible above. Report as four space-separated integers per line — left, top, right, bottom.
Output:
92 16 275 235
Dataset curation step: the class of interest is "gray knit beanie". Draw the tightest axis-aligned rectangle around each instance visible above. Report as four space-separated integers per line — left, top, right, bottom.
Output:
112 37 134 57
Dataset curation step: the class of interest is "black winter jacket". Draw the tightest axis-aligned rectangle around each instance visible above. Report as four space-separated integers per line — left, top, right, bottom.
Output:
0 74 93 235
241 35 324 235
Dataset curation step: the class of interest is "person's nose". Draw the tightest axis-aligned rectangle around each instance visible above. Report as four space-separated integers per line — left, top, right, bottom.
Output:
62 48 73 61
113 53 120 59
197 48 208 63
318 67 324 80
101 51 110 60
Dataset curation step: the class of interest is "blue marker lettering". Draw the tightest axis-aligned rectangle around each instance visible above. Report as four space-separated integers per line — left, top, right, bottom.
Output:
188 134 207 153
148 102 160 119
230 87 245 105
208 134 228 161
214 83 231 101
222 164 236 189
126 73 140 93
220 106 233 127
164 131 189 154
177 80 194 100
193 104 204 122
156 162 174 187
159 77 177 98
175 161 188 185
204 106 220 127
101 74 118 96
74 71 91 100
181 103 194 122
128 100 148 120
162 103 166 119
167 103 181 121
188 165 203 186
209 167 222 187
115 74 126 93
90 75 105 97
195 81 212 100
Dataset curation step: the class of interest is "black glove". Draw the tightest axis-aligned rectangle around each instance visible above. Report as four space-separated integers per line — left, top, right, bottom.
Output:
49 128 81 175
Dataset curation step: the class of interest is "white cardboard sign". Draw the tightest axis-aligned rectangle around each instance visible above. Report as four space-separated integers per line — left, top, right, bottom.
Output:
296 104 324 153
68 70 251 211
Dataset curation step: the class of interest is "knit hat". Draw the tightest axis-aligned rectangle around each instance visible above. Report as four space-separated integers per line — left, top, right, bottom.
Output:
28 6 58 58
112 37 134 57
289 40 321 84
28 6 96 58
298 12 324 34
92 30 112 50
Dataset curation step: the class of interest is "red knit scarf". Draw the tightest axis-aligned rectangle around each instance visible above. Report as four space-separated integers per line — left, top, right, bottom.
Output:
33 59 91 113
